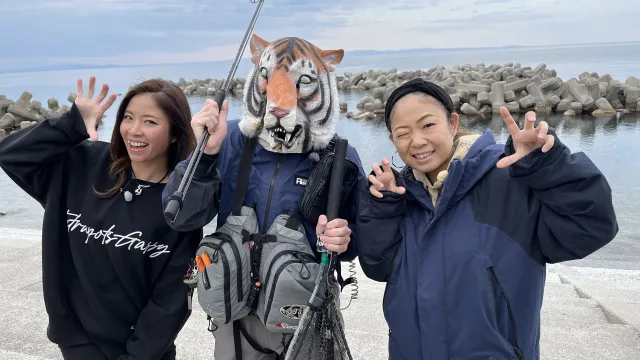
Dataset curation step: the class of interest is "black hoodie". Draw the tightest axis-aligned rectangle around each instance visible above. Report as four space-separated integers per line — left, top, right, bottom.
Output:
0 103 201 360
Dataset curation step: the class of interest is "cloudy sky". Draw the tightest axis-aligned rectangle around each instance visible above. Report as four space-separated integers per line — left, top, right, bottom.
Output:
0 0 636 71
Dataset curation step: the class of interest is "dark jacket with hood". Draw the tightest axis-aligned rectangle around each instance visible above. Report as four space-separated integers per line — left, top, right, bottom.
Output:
356 129 618 360
162 119 365 266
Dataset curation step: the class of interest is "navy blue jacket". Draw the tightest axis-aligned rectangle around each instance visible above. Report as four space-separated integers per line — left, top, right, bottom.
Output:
162 119 365 263
356 130 618 360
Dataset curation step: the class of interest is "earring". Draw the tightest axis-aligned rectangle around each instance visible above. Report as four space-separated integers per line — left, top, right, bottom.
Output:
391 150 403 168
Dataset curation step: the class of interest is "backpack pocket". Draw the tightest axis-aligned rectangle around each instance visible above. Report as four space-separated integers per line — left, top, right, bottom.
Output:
196 206 258 325
257 244 324 333
255 214 326 333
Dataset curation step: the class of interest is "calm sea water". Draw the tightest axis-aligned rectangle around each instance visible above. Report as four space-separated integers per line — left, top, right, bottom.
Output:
1 43 639 269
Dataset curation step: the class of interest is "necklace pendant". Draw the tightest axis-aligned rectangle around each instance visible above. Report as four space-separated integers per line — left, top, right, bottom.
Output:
134 184 150 196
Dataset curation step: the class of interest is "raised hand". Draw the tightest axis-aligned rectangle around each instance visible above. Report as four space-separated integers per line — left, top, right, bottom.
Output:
74 76 118 141
191 98 229 155
496 107 555 168
368 158 406 198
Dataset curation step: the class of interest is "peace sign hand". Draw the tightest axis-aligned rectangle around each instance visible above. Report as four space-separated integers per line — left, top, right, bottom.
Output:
74 76 118 142
368 158 406 198
496 106 555 169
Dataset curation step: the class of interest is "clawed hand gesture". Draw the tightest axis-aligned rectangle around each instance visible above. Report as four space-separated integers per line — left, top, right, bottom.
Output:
74 76 118 141
496 107 555 168
368 158 406 198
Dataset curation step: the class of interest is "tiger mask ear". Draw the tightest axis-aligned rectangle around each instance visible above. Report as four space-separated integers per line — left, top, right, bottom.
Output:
320 49 344 72
250 34 270 65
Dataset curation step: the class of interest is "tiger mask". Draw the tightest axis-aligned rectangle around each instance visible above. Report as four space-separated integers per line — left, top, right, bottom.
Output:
239 34 344 154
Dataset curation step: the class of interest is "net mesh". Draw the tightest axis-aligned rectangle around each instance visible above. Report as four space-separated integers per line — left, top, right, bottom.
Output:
284 277 352 360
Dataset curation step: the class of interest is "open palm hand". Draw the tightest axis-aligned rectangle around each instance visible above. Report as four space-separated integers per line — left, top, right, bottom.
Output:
74 76 118 141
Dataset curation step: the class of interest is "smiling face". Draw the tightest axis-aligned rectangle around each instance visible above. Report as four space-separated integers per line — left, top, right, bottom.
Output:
119 93 173 168
388 93 460 181
239 34 344 153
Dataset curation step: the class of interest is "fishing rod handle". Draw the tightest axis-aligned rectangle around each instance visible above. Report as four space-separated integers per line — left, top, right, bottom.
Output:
317 138 347 260
164 192 183 220
326 138 348 222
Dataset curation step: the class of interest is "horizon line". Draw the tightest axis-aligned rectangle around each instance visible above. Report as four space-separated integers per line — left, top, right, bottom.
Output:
3 40 639 75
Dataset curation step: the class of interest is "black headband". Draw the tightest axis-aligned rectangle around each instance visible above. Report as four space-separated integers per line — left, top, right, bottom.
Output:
383 78 455 132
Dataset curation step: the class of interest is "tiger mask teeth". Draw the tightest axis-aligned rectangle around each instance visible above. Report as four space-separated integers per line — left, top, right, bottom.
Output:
268 124 302 148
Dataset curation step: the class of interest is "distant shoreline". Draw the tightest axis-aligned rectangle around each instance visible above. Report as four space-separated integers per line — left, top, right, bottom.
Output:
2 61 639 138
2 40 640 75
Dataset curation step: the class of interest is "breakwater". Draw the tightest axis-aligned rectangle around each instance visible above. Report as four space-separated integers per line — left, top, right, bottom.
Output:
0 92 99 139
0 92 70 137
170 63 640 121
336 63 640 120
2 62 638 138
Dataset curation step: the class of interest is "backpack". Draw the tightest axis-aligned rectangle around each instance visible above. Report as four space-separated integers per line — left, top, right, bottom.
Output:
192 134 360 332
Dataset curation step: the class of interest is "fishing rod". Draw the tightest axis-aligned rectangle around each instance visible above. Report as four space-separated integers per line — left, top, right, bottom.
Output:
284 137 353 360
164 0 265 222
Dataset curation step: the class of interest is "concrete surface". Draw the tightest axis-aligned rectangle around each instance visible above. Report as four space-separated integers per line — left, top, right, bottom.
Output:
0 227 639 359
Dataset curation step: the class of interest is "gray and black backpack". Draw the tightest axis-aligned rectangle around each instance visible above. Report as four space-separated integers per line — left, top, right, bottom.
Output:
194 136 258 326
192 134 360 332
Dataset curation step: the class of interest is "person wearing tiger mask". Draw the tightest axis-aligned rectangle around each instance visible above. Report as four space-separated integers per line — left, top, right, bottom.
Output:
162 34 366 360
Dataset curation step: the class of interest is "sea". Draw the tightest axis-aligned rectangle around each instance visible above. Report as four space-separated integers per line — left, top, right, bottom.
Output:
1 42 639 270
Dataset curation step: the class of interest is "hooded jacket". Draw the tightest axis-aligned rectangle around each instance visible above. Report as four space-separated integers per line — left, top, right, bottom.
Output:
356 129 618 360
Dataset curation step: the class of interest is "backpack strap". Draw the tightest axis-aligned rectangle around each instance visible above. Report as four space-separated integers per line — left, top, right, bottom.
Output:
231 136 258 216
233 321 243 360
284 207 303 230
323 134 339 154
235 320 277 355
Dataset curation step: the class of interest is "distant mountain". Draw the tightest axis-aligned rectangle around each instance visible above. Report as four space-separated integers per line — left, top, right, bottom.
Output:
344 45 526 57
1 63 145 74
0 46 523 74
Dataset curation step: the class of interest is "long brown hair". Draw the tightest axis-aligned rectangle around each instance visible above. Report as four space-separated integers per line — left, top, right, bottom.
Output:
93 79 196 198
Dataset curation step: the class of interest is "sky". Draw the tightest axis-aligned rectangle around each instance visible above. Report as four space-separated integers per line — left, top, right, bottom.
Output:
0 0 637 71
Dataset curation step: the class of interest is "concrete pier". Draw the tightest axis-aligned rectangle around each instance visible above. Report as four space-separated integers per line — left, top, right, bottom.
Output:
0 227 638 359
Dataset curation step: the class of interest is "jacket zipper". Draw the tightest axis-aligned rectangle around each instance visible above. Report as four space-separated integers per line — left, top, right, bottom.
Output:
262 157 281 232
198 242 231 324
487 266 525 360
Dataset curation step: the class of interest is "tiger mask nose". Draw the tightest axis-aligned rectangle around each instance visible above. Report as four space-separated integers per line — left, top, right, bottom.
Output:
270 107 290 119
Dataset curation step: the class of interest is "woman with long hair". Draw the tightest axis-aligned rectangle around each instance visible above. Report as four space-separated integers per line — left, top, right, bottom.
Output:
356 78 618 360
0 76 202 360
